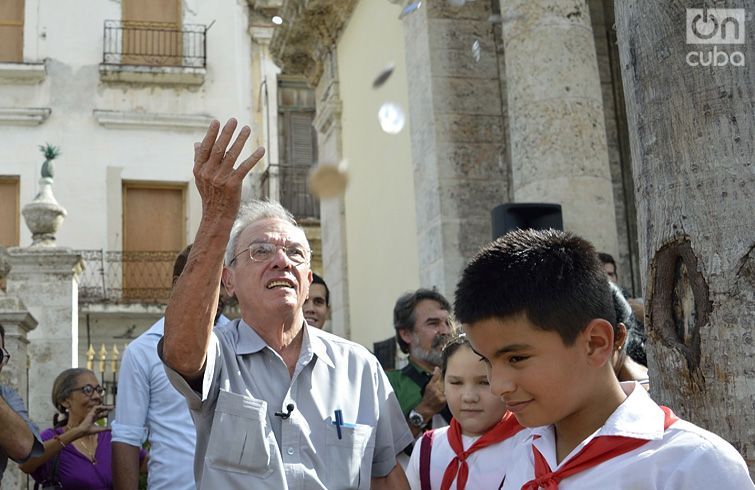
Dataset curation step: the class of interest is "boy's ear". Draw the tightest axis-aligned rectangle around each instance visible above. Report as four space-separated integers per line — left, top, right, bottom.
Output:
582 319 615 368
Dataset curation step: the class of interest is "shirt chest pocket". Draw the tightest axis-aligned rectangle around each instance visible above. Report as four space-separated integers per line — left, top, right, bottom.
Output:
205 390 278 477
325 421 376 490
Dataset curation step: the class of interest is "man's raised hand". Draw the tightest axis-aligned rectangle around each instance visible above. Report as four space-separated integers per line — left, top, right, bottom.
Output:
193 118 266 221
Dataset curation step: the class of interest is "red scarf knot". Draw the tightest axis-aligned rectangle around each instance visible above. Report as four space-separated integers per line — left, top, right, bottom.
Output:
440 412 523 490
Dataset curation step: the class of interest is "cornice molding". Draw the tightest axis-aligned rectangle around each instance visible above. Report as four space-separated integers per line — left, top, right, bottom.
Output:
269 0 358 86
0 107 51 126
93 110 214 131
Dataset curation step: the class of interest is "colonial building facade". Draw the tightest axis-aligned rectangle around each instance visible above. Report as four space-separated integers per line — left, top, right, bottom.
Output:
1 3 259 487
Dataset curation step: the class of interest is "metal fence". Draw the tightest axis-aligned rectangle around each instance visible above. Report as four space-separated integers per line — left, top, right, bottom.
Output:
77 250 178 304
102 20 206 68
261 164 321 221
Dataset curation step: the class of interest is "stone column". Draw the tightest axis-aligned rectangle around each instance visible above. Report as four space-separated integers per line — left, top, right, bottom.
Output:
5 248 84 426
312 50 351 339
402 0 512 296
501 0 619 256
0 293 37 490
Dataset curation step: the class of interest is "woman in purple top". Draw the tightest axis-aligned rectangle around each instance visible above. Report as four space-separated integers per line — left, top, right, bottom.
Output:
20 368 147 489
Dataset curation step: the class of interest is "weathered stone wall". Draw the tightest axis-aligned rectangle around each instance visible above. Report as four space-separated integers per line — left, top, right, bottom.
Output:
403 0 511 298
0 294 37 490
5 248 83 427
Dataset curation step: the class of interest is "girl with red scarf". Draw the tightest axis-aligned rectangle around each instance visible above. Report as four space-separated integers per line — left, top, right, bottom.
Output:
406 335 526 490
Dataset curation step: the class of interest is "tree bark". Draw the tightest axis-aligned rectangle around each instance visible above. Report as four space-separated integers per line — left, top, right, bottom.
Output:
615 0 754 476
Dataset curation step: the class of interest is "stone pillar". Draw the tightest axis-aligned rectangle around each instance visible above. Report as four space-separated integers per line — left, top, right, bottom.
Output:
501 0 619 256
312 50 351 339
5 248 84 427
269 1 357 339
248 19 282 204
0 293 37 490
402 0 511 297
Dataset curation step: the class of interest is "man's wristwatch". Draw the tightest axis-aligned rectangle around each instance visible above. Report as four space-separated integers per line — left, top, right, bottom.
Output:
408 409 426 428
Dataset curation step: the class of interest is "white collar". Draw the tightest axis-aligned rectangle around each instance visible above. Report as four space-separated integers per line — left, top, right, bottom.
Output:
529 382 666 469
235 319 334 369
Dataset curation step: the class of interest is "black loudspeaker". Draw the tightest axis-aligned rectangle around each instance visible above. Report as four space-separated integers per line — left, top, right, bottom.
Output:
491 203 563 239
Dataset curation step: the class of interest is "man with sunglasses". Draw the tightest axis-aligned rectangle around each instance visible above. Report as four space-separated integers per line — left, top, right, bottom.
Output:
0 324 43 485
160 119 413 489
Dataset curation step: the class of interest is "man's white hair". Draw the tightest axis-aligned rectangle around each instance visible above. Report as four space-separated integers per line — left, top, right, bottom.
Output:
224 199 307 266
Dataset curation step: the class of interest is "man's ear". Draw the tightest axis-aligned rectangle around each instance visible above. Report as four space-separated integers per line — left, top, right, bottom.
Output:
398 327 414 347
221 267 235 297
582 319 615 368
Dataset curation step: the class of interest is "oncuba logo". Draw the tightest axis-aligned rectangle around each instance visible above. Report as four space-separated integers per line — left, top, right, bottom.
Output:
686 9 746 67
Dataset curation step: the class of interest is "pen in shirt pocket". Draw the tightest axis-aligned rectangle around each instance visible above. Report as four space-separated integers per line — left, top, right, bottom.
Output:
332 409 357 439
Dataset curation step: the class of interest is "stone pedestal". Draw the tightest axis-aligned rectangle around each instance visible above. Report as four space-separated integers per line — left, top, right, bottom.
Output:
5 248 84 427
402 0 511 296
501 0 619 256
0 293 37 490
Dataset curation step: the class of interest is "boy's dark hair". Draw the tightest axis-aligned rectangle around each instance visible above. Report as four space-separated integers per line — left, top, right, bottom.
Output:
598 252 616 268
393 288 451 354
454 229 615 345
440 334 471 378
311 272 330 306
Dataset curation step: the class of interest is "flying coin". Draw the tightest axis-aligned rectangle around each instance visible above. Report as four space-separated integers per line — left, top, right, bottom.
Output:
378 102 406 135
373 63 395 89
308 162 349 199
399 1 422 20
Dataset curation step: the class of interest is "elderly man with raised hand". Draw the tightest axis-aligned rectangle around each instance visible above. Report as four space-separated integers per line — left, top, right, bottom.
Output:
160 119 413 490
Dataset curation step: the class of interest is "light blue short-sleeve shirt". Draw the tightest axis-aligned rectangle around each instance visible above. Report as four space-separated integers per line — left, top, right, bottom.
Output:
112 315 228 490
162 319 413 490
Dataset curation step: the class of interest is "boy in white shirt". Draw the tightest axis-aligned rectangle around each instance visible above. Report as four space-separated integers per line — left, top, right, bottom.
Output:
406 335 526 489
454 229 754 489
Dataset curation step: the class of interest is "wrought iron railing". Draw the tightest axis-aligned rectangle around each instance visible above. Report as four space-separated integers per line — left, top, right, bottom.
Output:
102 20 206 68
261 164 320 221
76 250 178 304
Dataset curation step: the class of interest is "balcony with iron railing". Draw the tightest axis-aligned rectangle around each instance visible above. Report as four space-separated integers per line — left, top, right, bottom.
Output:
76 250 177 304
261 164 321 221
99 20 207 85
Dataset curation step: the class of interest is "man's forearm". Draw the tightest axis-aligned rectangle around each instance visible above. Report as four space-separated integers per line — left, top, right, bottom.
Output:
0 395 34 461
112 442 142 490
163 219 231 377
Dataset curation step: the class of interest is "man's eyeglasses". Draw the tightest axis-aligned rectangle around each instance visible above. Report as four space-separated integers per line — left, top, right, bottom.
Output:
74 384 105 397
229 242 310 267
0 347 10 367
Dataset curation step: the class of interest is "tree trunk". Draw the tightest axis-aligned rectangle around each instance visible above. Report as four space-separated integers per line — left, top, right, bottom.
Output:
615 0 754 476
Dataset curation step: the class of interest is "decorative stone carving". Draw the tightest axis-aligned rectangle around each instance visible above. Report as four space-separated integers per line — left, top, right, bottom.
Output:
21 144 68 247
270 0 358 85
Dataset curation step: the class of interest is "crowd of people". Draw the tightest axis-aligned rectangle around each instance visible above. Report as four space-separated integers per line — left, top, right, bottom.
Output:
1 118 752 489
